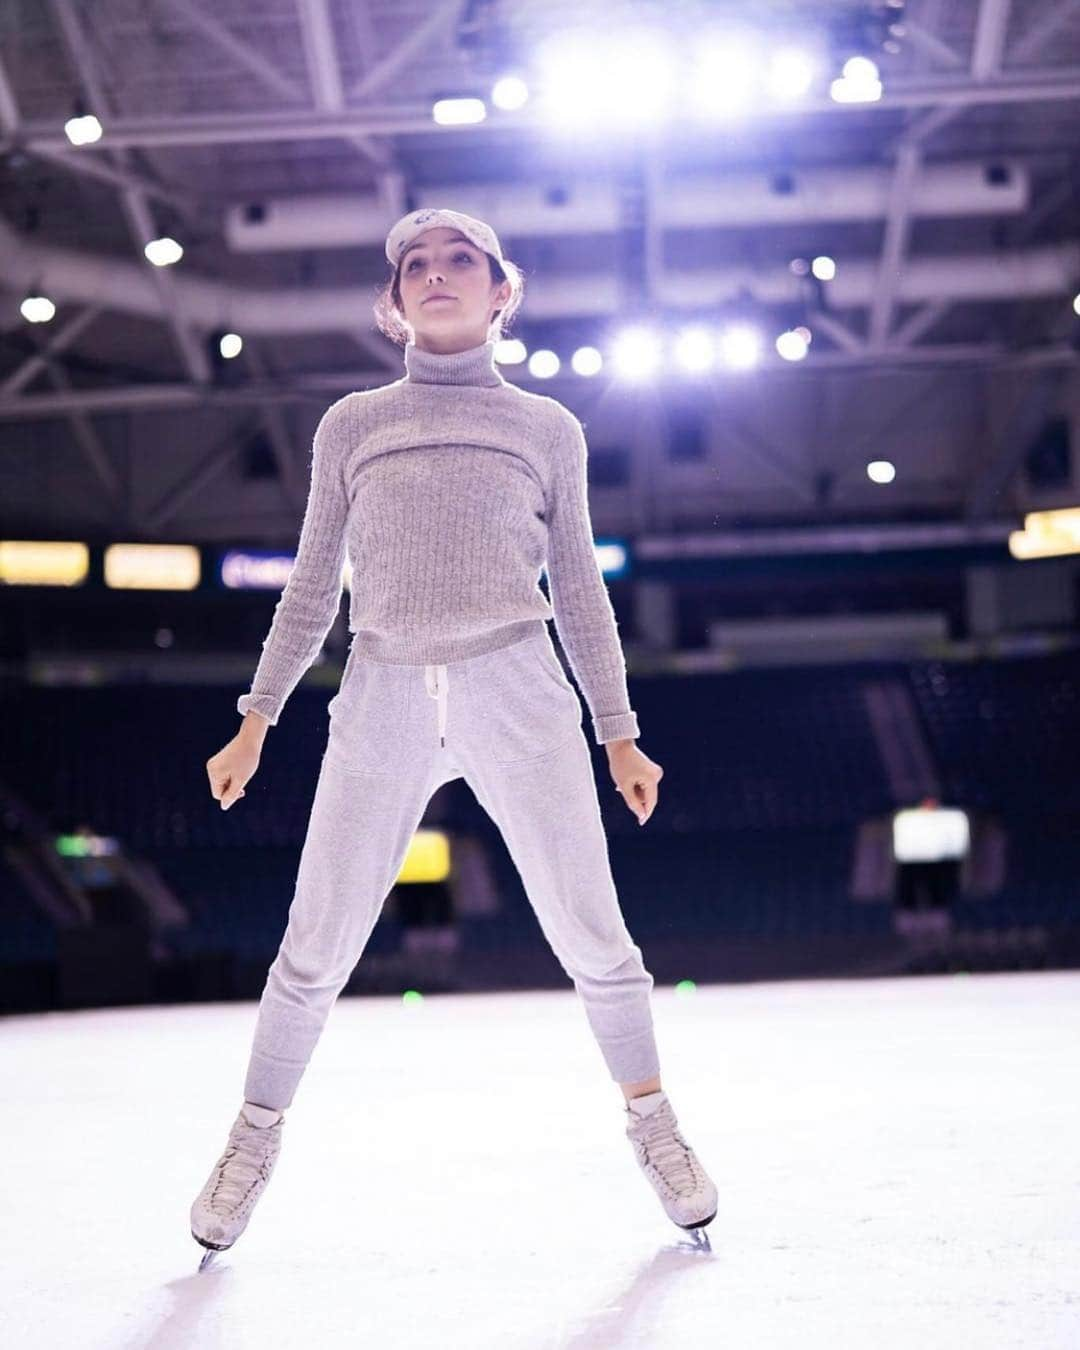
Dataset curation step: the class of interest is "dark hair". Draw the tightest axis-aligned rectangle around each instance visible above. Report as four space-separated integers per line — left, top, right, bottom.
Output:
373 247 526 347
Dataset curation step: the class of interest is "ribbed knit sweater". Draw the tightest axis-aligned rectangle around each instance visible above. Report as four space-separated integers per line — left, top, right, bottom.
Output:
236 338 640 745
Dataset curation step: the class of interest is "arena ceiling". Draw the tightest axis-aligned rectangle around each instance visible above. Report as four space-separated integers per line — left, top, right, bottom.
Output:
1 0 1078 539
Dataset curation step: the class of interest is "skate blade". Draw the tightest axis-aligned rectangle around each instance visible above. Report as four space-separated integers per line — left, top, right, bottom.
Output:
193 1231 233 1273
676 1210 716 1250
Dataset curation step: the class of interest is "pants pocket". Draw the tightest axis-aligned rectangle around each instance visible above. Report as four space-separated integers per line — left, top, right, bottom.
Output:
326 657 412 776
480 637 582 766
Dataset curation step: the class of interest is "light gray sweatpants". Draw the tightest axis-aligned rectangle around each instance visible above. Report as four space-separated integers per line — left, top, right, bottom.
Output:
243 628 659 1110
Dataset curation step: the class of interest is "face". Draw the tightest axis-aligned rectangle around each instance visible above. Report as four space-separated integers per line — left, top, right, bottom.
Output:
396 226 512 352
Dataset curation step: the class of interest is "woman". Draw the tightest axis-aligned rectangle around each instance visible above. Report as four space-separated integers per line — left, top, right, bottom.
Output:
191 209 717 1268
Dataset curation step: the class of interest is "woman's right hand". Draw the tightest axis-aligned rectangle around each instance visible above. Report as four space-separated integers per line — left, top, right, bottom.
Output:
207 718 266 810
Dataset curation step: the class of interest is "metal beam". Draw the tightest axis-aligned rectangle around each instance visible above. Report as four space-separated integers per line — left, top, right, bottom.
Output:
47 0 211 384
2 344 1077 423
167 0 307 102
1010 0 1080 65
1 305 102 395
901 0 1013 147
902 18 964 70
38 350 126 511
890 300 952 348
144 413 263 532
13 69 1080 155
869 141 922 348
296 0 393 169
241 341 305 513
970 0 1013 81
347 0 461 102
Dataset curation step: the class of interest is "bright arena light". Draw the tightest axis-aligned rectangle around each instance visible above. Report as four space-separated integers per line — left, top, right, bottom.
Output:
432 97 487 125
492 75 529 110
1072 292 1080 316
64 113 102 145
528 349 560 379
692 34 760 116
494 338 527 365
611 327 663 379
867 460 896 484
20 295 56 323
830 54 882 103
537 28 676 126
571 346 603 376
719 324 764 370
765 48 816 101
844 56 880 83
219 333 243 359
144 236 183 266
775 328 810 361
812 255 836 281
674 327 716 372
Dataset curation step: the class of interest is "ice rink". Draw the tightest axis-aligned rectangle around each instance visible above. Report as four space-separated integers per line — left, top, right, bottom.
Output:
3 969 1078 1348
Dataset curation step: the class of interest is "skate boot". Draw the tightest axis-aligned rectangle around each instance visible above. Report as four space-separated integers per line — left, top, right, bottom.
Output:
190 1103 284 1270
625 1090 717 1248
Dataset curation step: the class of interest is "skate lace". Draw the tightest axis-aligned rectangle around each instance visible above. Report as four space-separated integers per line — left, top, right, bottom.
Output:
209 1123 276 1215
633 1105 700 1195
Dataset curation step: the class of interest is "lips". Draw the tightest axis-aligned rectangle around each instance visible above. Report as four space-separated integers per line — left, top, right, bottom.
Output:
424 294 456 304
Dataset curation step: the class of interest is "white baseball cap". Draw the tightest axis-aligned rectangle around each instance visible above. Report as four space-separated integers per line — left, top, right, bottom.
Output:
384 208 505 268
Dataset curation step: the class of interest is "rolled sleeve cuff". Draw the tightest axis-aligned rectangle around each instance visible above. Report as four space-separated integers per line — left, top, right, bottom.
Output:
237 692 282 726
593 710 640 745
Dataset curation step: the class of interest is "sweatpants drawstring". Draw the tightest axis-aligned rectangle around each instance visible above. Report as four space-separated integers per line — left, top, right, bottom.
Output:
424 663 448 746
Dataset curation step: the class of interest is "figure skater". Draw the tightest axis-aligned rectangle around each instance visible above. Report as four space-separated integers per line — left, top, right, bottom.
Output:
192 209 718 1268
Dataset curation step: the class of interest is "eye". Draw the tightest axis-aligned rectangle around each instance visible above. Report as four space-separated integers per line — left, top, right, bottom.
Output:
405 250 474 272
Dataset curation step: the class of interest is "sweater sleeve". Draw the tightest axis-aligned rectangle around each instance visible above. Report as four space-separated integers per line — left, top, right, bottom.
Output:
236 394 353 727
544 407 640 746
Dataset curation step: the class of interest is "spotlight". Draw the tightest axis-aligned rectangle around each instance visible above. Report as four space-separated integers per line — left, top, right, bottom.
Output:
571 346 603 376
495 338 527 364
431 97 486 125
718 324 763 370
144 237 183 266
528 349 560 378
692 32 760 117
492 75 529 110
776 329 810 362
536 27 676 126
830 54 882 103
765 48 817 102
20 294 55 323
673 327 716 373
64 106 102 145
611 327 663 379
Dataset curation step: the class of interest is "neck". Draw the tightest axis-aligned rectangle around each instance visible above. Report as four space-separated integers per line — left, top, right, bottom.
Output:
404 337 505 388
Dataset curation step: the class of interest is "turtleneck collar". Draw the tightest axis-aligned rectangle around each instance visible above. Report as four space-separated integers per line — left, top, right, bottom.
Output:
404 338 505 388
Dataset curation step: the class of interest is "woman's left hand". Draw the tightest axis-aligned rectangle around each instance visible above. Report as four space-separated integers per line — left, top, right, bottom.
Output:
605 740 663 826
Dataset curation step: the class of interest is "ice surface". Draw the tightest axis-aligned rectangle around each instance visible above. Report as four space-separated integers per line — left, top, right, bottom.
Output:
3 971 1078 1348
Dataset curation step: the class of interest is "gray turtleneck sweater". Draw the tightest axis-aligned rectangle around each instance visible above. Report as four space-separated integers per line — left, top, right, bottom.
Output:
237 338 640 745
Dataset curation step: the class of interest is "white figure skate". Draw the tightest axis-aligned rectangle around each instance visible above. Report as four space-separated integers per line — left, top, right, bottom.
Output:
190 1105 283 1271
625 1090 717 1249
